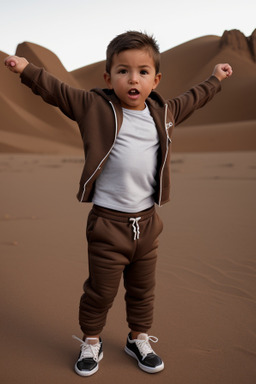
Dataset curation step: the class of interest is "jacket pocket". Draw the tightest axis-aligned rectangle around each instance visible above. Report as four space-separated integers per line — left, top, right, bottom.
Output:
86 210 100 242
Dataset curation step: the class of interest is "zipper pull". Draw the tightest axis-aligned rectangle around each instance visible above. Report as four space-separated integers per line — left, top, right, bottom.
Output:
166 122 173 129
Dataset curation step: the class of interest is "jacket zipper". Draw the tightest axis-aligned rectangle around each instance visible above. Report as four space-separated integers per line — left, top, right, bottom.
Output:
158 103 172 206
80 101 118 201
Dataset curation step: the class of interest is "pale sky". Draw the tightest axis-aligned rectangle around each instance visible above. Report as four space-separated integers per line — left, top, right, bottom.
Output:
1 0 255 71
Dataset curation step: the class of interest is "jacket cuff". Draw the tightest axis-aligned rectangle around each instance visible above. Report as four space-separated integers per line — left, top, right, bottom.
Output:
20 63 40 87
207 75 222 91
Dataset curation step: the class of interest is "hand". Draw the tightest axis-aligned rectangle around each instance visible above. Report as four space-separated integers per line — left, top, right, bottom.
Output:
4 55 29 74
212 63 233 82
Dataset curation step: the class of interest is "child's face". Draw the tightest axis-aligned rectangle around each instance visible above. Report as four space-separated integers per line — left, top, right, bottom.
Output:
104 49 161 110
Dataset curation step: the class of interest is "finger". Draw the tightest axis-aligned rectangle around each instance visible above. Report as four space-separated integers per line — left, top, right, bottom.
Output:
222 64 232 76
226 66 232 77
4 56 16 67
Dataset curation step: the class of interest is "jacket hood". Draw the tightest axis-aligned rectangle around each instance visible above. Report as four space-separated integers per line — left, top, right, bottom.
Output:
147 90 166 108
91 88 121 105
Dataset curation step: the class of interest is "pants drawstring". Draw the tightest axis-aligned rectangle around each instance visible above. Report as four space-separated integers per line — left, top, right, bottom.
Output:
129 217 141 240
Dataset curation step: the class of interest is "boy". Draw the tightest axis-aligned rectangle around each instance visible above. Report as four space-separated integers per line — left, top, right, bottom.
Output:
5 31 232 377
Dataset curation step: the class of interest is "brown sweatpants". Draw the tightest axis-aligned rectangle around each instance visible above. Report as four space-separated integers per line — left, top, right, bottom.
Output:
79 204 163 336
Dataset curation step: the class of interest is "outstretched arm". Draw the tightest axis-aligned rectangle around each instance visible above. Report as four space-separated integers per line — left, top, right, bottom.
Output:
167 63 233 126
4 55 88 123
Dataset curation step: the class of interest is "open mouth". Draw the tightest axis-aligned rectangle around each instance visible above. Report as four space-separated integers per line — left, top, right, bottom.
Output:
128 88 139 96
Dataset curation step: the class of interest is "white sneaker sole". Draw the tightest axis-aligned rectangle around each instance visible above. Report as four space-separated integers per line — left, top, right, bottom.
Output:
124 346 164 373
74 352 103 377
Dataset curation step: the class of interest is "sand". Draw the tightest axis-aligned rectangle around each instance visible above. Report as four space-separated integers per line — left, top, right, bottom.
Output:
1 151 256 383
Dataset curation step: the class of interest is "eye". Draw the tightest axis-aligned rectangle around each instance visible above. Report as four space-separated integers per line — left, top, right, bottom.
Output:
118 69 127 74
140 70 148 75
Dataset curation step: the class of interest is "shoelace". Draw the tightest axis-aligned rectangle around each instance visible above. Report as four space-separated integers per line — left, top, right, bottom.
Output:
129 217 141 240
135 335 158 360
72 335 101 362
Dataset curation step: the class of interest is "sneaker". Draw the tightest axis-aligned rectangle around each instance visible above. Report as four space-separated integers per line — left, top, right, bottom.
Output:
124 333 164 373
72 335 103 377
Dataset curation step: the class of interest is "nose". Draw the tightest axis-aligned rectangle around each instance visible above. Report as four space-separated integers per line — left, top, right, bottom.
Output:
128 71 138 84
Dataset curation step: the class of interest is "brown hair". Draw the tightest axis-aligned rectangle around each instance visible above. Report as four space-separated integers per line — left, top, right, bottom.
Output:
106 31 160 74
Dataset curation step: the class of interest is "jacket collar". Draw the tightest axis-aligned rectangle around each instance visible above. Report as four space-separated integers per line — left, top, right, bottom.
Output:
91 88 166 110
91 88 121 106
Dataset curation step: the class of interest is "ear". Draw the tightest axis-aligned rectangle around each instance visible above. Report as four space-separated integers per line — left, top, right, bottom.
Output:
104 72 113 89
152 72 162 90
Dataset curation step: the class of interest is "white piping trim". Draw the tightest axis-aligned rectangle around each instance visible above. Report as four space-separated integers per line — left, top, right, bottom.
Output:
158 103 170 206
80 101 118 202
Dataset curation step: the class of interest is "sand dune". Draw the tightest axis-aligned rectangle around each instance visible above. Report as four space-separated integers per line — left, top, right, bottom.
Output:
1 29 256 153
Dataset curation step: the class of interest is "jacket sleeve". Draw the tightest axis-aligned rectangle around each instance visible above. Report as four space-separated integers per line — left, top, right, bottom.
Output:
20 63 88 123
168 76 221 126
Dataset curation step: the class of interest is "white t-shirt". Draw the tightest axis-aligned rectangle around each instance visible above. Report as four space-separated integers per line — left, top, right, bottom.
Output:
92 104 159 212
